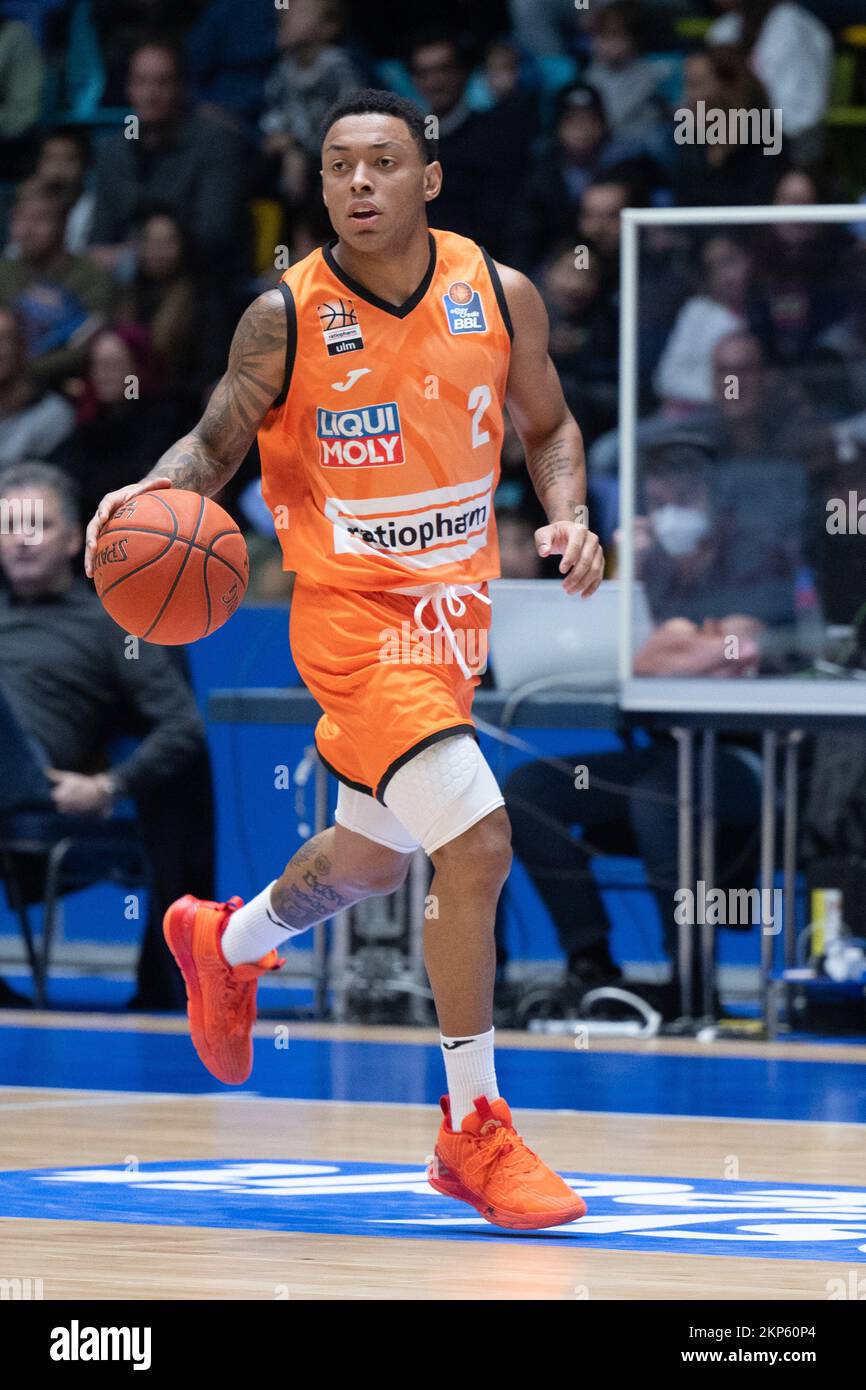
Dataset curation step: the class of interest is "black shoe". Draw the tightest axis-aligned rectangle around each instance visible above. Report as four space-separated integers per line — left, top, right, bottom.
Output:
561 950 623 1010
511 954 624 1027
0 977 33 1008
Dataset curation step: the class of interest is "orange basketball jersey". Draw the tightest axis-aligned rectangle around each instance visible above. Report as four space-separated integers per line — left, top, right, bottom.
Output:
258 228 512 591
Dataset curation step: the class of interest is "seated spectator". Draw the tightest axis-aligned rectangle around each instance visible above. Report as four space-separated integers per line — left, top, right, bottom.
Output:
88 40 249 278
672 47 786 208
653 232 756 410
509 83 650 273
0 461 214 1009
0 17 43 182
631 442 802 642
707 0 832 155
49 325 190 523
184 0 278 136
33 127 95 255
259 0 362 233
577 176 633 290
0 307 75 465
707 330 820 464
472 37 541 165
541 239 619 442
503 442 804 1017
477 38 522 105
407 27 527 259
583 1 668 143
752 166 850 369
636 225 694 394
590 331 816 475
118 209 231 394
261 0 361 159
0 180 115 388
91 0 203 107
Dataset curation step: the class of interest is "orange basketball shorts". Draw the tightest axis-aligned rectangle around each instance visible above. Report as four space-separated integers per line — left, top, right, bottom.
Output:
289 579 491 801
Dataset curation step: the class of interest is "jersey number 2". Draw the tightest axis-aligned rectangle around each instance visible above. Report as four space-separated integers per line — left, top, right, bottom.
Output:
468 385 492 448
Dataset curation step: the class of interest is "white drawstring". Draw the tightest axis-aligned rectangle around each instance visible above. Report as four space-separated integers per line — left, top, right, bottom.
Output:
408 583 491 679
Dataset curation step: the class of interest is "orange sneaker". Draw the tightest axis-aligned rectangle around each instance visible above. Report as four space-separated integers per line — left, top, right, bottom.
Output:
427 1095 587 1230
163 895 283 1085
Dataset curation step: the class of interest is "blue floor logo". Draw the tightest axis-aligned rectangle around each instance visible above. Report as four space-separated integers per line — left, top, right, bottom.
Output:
2 1161 865 1260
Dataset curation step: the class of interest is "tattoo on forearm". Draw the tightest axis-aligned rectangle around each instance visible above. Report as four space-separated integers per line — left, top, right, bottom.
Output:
150 291 286 496
152 436 229 495
272 838 352 929
526 438 574 496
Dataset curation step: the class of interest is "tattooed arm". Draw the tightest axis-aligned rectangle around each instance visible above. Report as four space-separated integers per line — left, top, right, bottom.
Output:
84 289 287 576
497 263 604 597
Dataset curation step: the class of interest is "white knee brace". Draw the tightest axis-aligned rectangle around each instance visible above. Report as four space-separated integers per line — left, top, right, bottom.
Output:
382 735 504 855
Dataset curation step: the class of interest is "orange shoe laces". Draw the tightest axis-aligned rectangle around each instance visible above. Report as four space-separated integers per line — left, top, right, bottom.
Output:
464 1121 541 1186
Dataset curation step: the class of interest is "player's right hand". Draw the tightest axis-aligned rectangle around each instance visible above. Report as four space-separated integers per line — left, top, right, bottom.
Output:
84 477 173 578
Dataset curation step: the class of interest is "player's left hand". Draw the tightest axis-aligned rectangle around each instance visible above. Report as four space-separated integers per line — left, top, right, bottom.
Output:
535 520 604 597
47 770 115 817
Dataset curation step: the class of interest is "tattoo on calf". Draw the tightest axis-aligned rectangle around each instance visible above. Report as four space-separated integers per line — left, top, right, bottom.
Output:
271 840 352 928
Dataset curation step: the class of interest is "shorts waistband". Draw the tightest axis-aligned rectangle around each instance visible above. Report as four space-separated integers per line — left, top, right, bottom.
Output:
393 582 489 599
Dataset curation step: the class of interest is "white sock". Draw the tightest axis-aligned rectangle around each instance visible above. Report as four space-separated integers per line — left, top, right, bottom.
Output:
221 882 305 966
440 1027 500 1131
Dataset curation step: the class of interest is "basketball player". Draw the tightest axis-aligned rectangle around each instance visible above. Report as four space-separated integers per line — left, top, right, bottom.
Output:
84 90 604 1230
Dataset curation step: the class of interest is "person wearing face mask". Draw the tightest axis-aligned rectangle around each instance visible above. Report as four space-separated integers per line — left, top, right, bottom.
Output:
501 442 804 1022
648 501 711 557
636 442 801 642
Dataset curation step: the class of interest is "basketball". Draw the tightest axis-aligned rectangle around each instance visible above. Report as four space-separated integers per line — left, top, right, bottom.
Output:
92 488 249 644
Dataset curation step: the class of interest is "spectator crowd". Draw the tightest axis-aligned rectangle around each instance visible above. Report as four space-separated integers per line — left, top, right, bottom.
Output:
0 0 862 596
2 0 866 1015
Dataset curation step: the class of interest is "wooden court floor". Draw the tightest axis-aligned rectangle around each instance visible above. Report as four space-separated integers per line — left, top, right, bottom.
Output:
1 1015 864 1300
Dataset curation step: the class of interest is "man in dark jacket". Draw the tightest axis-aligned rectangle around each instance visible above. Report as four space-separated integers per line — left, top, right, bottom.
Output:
89 40 249 276
508 83 654 273
407 29 531 260
0 461 214 1009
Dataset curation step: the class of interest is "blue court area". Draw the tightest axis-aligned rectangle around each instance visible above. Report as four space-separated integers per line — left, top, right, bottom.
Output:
1 1159 864 1261
0 607 789 975
2 1023 865 1123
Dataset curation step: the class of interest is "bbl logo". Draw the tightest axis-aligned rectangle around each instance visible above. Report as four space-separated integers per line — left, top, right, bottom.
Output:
443 281 487 336
317 298 364 356
316 402 405 468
